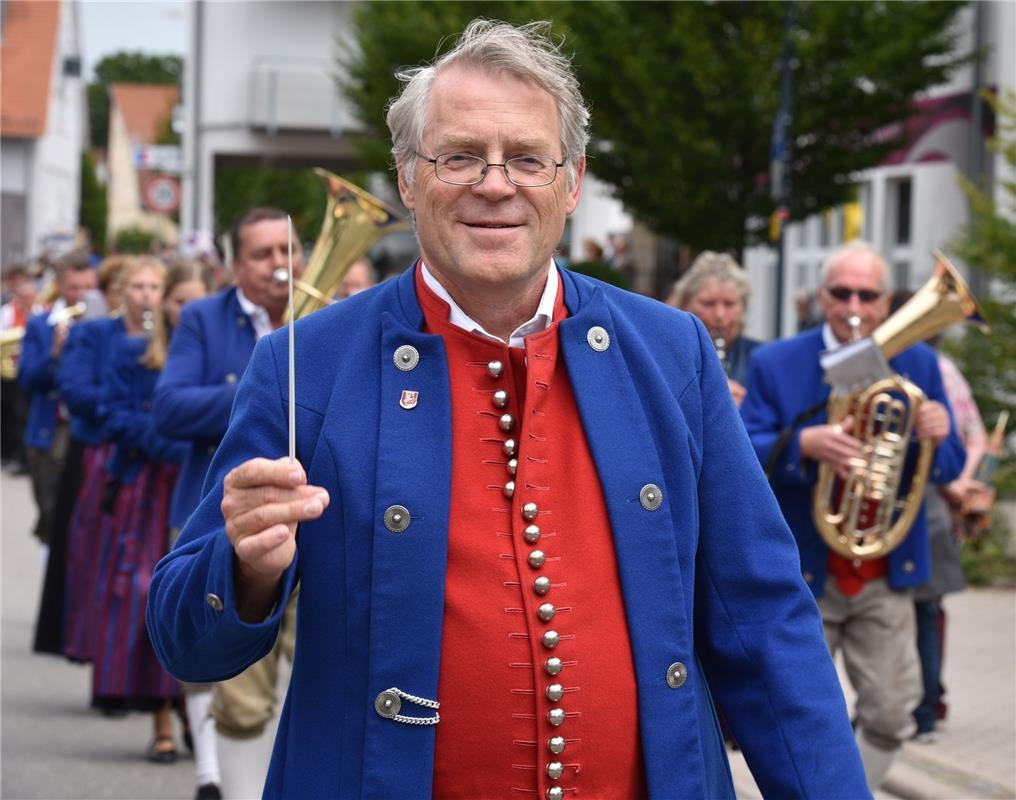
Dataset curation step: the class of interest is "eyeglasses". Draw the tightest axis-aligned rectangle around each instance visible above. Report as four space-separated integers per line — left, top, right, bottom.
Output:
824 286 883 303
419 152 565 188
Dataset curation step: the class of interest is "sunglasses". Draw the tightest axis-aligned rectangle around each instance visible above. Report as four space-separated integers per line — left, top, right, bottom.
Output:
825 286 883 303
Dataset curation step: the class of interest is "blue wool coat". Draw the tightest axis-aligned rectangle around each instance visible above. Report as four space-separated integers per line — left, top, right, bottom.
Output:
148 267 870 799
740 325 965 595
58 317 127 445
17 311 61 449
152 287 256 529
101 335 188 484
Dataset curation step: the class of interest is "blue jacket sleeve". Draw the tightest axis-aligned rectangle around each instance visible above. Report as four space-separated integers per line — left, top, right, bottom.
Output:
152 304 238 441
102 339 189 465
58 323 102 423
16 315 56 393
147 336 297 682
689 322 871 798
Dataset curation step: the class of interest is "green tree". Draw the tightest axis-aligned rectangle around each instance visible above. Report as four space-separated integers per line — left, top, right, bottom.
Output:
948 89 1016 495
340 1 968 253
112 225 160 254
89 52 182 149
79 151 107 255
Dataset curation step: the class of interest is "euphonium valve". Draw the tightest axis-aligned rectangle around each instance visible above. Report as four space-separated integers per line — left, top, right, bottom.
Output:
814 250 989 560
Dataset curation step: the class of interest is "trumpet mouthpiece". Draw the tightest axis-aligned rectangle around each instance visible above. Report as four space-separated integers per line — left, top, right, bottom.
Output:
272 268 288 285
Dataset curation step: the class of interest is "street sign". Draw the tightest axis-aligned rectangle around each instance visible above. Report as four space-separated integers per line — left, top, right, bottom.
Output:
133 144 182 174
142 175 181 213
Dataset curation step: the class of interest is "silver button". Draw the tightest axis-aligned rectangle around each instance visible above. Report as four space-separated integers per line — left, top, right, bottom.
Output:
507 458 518 476
546 683 564 702
503 438 517 457
383 504 411 533
206 593 224 611
523 524 541 543
533 576 551 595
522 502 539 520
538 602 556 622
546 761 564 780
639 483 663 511
499 413 515 432
587 325 610 352
547 708 566 726
487 360 503 378
492 389 508 408
544 657 562 675
225 372 237 384
528 549 546 568
546 787 564 800
237 316 247 327
375 690 401 718
393 345 420 372
548 735 566 754
903 561 915 573
666 661 688 689
504 481 515 499
542 630 560 649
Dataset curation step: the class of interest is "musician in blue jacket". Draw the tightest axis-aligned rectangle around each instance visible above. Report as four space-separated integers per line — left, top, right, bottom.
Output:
741 241 966 790
148 20 870 800
17 256 94 545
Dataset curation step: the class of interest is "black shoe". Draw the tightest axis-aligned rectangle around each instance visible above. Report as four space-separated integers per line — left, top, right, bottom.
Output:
195 784 222 800
146 737 177 764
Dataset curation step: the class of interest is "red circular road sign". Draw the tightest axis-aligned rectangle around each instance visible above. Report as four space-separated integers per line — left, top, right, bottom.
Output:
143 175 181 213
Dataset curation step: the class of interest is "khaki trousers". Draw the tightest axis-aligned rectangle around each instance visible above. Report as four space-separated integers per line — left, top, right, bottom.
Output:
821 576 922 750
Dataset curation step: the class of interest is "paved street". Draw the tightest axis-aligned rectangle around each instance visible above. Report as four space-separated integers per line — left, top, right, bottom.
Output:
2 467 1014 799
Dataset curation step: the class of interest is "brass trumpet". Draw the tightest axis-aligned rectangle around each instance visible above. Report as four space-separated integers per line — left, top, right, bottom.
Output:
814 251 988 560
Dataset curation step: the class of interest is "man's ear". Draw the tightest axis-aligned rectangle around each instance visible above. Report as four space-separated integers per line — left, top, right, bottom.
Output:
565 155 586 216
397 164 416 211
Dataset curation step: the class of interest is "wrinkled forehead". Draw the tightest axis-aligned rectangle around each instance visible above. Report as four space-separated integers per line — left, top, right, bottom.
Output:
826 251 887 290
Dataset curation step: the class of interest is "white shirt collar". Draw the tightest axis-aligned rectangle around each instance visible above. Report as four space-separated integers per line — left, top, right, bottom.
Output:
46 298 68 324
822 322 843 351
235 287 274 341
419 261 559 350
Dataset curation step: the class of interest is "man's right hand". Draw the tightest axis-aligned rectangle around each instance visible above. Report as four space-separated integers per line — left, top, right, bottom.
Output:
799 415 861 479
221 456 329 621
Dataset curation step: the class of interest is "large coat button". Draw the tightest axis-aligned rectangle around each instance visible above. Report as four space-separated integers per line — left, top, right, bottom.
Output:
375 690 401 718
541 630 560 649
383 505 411 533
547 708 566 726
546 787 564 800
666 661 688 689
546 683 564 701
640 484 663 511
393 345 420 371
548 735 566 754
206 593 224 612
587 325 610 352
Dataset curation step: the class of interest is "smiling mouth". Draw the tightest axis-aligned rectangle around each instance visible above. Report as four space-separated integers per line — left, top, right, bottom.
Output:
464 221 520 229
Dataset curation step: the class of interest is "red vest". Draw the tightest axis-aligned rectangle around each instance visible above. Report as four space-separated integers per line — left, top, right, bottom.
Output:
419 270 645 799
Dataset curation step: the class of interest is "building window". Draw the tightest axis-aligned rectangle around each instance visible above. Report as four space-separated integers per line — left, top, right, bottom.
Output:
891 178 912 245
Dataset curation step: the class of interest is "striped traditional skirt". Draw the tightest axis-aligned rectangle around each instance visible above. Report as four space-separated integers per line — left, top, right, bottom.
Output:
91 460 182 710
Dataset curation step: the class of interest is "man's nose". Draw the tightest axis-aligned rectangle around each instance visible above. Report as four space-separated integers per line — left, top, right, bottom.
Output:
472 163 517 200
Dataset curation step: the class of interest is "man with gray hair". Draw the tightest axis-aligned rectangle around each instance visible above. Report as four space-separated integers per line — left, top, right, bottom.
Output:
149 20 868 799
741 241 965 790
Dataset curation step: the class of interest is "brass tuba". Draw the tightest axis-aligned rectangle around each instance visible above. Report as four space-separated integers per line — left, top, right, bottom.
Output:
285 169 411 322
0 327 24 380
814 250 989 560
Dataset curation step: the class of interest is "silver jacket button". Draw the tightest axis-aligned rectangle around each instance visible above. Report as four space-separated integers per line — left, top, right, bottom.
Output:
547 707 566 726
487 360 503 378
393 345 420 371
546 683 564 701
375 690 401 718
544 657 562 675
548 735 566 754
546 761 564 779
225 372 237 384
533 576 551 595
383 505 411 533
523 524 541 543
541 630 560 649
206 593 224 612
503 438 517 457
507 458 518 476
666 661 688 689
587 325 610 352
522 502 539 520
546 787 564 800
492 389 508 408
499 413 515 432
640 483 663 511
503 481 515 499
538 602 556 622
528 549 546 568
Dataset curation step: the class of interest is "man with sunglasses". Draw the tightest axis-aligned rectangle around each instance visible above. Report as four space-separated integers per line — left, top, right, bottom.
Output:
741 240 965 791
150 20 870 799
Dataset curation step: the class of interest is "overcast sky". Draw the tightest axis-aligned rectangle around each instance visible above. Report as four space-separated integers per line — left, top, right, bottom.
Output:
80 0 188 80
